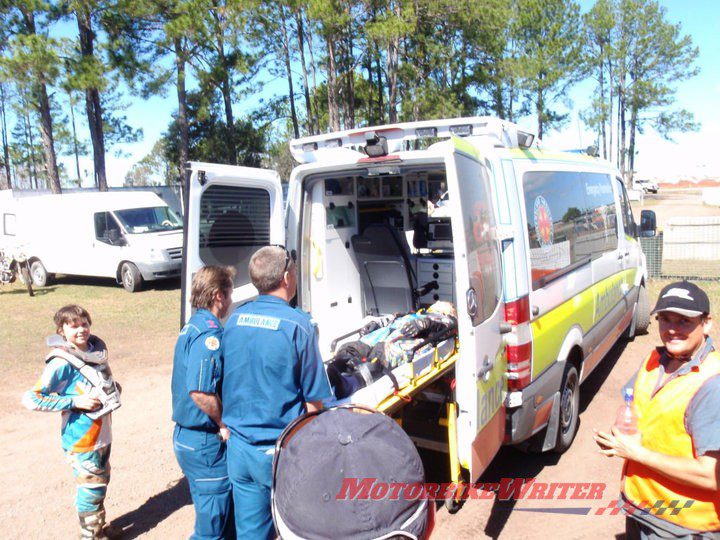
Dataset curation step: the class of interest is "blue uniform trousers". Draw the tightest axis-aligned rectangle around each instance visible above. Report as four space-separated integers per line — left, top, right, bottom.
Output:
227 438 274 540
173 425 233 540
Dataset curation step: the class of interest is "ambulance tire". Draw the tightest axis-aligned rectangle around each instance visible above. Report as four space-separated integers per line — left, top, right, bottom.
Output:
121 262 143 293
553 364 579 454
633 285 651 336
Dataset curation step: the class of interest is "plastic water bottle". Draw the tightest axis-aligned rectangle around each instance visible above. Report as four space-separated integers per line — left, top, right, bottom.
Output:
615 388 638 435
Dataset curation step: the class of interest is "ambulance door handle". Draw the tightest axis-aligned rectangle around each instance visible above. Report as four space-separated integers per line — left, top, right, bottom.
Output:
478 356 493 380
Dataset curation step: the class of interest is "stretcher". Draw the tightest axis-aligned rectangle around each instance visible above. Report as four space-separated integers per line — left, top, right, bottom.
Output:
324 328 466 510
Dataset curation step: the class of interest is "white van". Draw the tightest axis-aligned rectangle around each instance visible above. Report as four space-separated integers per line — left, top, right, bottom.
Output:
182 116 649 486
2 191 183 292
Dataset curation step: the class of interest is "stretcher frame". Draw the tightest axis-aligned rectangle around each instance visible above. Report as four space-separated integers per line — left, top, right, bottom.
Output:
373 339 465 509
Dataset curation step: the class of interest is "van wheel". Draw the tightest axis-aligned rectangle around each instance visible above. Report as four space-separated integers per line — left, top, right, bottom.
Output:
30 260 49 287
121 262 143 292
552 364 579 454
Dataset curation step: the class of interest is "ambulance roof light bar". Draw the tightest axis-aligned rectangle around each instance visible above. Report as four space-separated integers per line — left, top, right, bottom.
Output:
289 116 537 164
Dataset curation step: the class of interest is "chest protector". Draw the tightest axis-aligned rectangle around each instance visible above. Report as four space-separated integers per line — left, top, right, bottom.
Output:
46 336 121 420
623 346 720 532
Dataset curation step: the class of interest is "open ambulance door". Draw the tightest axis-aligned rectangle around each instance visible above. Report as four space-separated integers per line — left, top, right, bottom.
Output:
444 139 507 481
181 162 285 326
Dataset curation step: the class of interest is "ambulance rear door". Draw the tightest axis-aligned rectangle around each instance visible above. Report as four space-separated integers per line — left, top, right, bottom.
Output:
181 162 285 325
444 137 507 481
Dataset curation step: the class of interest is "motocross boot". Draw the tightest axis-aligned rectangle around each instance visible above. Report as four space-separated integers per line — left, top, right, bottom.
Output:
78 509 109 540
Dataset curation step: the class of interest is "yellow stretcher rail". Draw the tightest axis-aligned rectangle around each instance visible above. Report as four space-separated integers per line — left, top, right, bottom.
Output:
374 340 466 509
375 342 458 416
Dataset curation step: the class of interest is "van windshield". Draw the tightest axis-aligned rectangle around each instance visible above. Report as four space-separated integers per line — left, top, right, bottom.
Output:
114 206 182 234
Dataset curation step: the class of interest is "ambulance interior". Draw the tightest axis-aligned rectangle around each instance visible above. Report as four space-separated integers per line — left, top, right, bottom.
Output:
299 166 458 358
300 166 461 455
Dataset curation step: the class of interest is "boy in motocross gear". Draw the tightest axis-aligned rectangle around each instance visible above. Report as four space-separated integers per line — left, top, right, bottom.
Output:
22 305 120 540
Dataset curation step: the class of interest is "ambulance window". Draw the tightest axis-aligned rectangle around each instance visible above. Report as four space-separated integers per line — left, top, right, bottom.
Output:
523 172 617 289
616 178 635 236
455 154 501 324
198 185 270 286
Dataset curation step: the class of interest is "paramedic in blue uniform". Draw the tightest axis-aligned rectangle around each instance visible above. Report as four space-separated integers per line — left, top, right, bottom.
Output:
172 265 236 540
221 245 333 539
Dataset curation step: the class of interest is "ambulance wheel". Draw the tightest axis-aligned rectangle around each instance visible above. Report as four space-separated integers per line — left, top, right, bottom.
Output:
553 364 579 454
121 262 143 292
633 285 651 336
30 260 49 287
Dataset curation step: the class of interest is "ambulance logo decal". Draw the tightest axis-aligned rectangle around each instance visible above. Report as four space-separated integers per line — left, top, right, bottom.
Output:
533 196 554 247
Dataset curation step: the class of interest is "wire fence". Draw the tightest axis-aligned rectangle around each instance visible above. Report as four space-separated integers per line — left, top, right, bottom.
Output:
641 216 720 281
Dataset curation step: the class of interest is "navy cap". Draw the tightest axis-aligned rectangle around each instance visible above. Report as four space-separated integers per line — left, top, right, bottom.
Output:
272 408 429 540
651 281 710 318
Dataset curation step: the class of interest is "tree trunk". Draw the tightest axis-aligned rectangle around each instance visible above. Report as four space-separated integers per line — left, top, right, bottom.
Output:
210 7 236 165
619 86 626 176
23 107 38 189
326 35 340 131
295 9 314 135
608 60 614 165
77 9 107 191
280 6 299 138
387 38 399 123
345 29 355 129
305 22 320 132
67 90 82 186
36 82 61 193
0 83 11 189
174 37 189 180
599 53 607 160
20 7 60 193
628 108 636 184
537 88 544 140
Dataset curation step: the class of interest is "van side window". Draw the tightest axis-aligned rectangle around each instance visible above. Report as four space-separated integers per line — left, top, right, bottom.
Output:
199 185 270 286
616 178 635 236
523 172 617 289
94 212 122 244
455 154 501 324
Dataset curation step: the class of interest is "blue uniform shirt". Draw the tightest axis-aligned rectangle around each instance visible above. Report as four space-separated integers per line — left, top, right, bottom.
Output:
171 308 224 431
221 295 333 446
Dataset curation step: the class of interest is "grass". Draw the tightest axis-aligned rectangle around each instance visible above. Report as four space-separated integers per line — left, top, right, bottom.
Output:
0 276 180 375
3 276 718 377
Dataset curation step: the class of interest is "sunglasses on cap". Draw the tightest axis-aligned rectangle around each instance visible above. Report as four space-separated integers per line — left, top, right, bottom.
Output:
268 244 296 273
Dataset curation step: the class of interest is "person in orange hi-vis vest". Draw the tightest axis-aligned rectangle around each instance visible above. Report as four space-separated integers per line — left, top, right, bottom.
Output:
594 281 720 540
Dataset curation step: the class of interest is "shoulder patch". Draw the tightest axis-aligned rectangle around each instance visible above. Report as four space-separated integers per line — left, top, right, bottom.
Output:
236 314 281 330
205 336 220 351
205 319 219 329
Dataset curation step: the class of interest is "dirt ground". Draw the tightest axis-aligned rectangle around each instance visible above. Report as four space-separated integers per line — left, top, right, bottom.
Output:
1 190 718 539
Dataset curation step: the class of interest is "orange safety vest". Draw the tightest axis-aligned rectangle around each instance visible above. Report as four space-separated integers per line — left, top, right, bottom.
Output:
622 344 720 532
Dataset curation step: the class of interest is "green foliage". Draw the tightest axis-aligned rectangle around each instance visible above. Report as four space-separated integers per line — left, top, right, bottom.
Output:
125 139 173 185
162 90 266 167
581 0 699 176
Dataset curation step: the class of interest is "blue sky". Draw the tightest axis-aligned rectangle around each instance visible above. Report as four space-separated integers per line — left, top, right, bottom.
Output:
57 0 720 186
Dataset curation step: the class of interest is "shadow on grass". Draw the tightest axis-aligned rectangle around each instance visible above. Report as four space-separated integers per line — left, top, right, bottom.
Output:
43 275 181 292
108 477 191 539
0 286 57 296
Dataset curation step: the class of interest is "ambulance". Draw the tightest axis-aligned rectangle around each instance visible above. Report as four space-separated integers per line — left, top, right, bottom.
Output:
181 116 650 494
